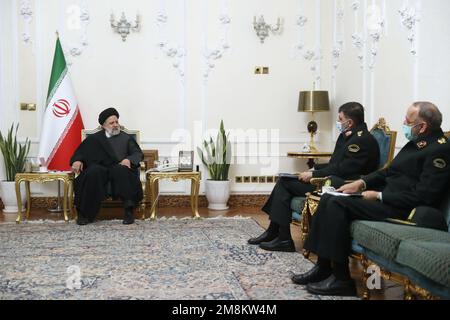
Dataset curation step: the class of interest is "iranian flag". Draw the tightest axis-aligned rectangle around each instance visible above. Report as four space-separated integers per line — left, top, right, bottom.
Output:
38 36 84 171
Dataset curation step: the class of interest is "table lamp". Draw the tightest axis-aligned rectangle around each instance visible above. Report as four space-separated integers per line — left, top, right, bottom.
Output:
298 90 330 152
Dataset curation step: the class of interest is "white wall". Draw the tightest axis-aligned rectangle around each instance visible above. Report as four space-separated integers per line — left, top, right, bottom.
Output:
1 0 449 196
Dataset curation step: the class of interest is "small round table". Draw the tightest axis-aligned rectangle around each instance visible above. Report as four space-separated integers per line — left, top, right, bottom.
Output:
287 151 332 169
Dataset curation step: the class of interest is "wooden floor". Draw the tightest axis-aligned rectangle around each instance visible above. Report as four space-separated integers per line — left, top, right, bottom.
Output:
0 206 405 300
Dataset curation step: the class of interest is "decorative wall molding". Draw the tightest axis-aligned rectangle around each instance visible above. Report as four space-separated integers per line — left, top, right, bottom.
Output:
351 1 365 69
202 0 231 81
156 0 186 81
399 0 421 56
293 0 322 85
19 0 33 45
366 0 386 69
60 0 90 65
156 0 187 132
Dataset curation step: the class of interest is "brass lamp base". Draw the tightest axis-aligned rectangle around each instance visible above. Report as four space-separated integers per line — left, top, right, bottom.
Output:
306 120 318 152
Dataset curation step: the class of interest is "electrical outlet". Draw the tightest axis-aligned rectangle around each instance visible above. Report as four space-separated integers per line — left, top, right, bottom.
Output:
266 176 274 183
251 176 258 183
262 67 269 74
235 176 243 183
243 176 251 183
254 67 262 74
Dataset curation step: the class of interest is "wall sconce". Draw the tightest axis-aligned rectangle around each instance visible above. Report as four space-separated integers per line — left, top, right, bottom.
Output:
253 15 282 44
110 12 140 42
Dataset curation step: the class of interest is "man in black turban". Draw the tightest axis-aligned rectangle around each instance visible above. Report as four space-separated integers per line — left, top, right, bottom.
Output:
70 108 143 225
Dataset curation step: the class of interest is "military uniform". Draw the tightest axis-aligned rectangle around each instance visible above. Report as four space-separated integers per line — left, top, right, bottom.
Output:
71 130 144 222
305 129 450 264
263 123 380 227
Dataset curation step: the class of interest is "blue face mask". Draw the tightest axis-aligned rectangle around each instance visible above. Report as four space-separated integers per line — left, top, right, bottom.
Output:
402 124 419 141
336 120 349 134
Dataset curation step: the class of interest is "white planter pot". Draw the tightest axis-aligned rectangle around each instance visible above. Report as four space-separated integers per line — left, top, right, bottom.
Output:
0 181 26 214
205 180 230 210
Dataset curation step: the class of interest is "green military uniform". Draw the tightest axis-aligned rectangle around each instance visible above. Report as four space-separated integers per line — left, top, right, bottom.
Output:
263 123 380 227
305 129 450 264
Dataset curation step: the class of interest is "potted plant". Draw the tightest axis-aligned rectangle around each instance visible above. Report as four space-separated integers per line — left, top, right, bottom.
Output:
0 124 31 213
197 120 232 210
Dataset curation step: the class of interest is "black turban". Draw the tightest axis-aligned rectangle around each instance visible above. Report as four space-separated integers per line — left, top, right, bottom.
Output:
98 108 119 125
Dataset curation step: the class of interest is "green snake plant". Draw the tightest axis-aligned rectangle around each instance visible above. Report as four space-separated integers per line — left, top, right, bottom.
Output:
0 124 31 181
197 120 231 180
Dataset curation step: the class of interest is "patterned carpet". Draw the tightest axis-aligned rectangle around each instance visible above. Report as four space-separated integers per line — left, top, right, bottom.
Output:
0 217 355 300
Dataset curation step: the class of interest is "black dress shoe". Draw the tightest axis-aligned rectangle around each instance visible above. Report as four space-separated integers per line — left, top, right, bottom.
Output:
259 237 296 252
76 216 89 226
291 265 332 285
248 230 278 245
123 207 135 225
306 274 357 296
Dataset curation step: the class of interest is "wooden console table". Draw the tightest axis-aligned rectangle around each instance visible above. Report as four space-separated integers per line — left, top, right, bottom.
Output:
145 171 201 220
15 172 75 223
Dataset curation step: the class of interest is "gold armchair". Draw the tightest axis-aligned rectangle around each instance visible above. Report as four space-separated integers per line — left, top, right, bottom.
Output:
81 126 158 219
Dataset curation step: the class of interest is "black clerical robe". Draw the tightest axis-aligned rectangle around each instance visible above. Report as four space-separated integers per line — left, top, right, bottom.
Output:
70 130 144 221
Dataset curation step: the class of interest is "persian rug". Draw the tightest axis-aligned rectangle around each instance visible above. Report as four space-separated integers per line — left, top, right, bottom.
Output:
0 217 356 300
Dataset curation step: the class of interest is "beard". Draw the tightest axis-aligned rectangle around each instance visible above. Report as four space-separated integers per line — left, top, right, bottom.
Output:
106 127 120 136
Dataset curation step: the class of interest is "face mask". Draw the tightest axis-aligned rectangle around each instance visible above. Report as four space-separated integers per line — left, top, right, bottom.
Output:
336 120 349 133
402 124 419 141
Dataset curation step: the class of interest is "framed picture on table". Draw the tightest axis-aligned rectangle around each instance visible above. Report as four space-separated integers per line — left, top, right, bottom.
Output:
178 151 194 172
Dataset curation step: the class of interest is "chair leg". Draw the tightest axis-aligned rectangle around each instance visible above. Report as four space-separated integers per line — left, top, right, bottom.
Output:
361 255 371 300
302 249 310 259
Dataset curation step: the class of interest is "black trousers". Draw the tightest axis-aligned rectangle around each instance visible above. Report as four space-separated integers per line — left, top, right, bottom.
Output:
74 164 143 221
304 193 409 264
262 177 315 226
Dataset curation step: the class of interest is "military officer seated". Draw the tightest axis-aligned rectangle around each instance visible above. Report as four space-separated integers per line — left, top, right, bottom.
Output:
248 102 380 252
71 108 144 225
293 101 450 296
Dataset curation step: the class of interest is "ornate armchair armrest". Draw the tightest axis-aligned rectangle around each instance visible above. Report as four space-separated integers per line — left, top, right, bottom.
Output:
310 177 331 191
139 161 146 187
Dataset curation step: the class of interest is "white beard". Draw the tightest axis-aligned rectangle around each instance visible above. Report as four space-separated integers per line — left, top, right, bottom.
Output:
106 127 120 136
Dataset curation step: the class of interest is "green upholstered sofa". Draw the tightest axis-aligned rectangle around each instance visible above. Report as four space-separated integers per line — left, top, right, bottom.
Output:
350 187 450 300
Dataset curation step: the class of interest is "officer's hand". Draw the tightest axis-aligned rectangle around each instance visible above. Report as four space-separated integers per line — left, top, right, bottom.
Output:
299 171 313 183
120 159 131 169
362 191 380 201
71 161 83 174
338 179 364 194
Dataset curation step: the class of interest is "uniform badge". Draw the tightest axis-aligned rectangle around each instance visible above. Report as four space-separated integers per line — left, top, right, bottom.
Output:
348 144 360 153
433 158 447 169
416 141 427 149
438 137 447 145
357 131 363 137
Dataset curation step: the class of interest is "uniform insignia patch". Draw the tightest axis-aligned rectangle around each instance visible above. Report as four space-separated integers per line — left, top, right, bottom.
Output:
417 141 427 149
348 144 360 153
357 131 363 137
433 158 447 169
438 137 447 145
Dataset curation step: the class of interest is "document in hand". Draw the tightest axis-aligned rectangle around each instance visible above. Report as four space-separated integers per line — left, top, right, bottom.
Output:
319 186 363 197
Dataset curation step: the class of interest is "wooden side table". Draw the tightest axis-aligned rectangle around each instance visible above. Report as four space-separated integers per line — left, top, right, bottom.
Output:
15 172 75 223
287 151 332 169
145 171 201 220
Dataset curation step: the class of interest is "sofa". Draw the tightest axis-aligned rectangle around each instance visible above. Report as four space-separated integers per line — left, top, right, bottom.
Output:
350 187 450 300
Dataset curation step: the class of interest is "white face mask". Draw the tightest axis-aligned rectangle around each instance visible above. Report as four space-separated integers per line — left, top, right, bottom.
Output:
336 120 350 133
